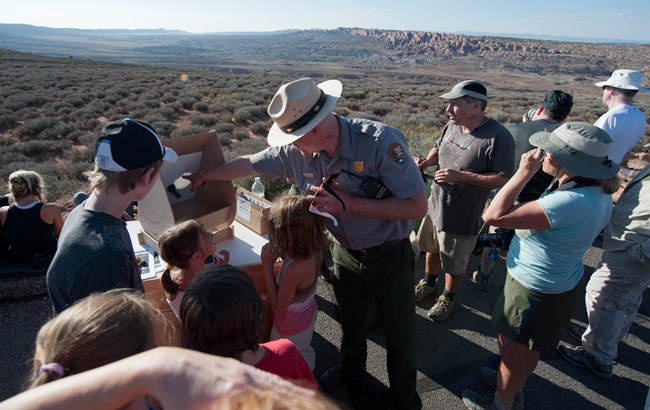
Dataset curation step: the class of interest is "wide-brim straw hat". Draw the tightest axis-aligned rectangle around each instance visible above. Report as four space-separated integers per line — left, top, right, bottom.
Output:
267 78 342 147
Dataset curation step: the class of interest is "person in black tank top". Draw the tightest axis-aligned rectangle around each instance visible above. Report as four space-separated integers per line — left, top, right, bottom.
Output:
0 170 63 266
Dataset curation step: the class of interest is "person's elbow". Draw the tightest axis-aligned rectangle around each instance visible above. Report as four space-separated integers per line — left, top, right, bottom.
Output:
409 190 428 219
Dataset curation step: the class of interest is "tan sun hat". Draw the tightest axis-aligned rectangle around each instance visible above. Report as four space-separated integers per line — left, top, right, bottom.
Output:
529 122 619 179
266 78 342 147
595 69 648 93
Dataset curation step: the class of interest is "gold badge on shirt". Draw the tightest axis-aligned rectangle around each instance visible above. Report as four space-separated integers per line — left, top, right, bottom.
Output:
353 161 364 173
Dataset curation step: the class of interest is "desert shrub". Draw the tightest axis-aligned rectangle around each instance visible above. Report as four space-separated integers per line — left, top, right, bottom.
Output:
218 133 232 147
232 104 265 123
249 121 269 136
64 96 86 108
179 97 197 109
15 117 60 139
214 122 234 133
347 89 367 99
347 111 381 122
366 101 394 116
149 121 174 138
344 101 361 111
3 96 28 111
161 93 177 103
193 101 209 112
231 127 250 141
171 125 208 138
0 111 17 130
211 100 237 113
190 114 219 127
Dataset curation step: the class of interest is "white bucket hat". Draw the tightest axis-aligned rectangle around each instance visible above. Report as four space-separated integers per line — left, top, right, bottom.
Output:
266 78 343 147
595 69 648 93
529 122 619 179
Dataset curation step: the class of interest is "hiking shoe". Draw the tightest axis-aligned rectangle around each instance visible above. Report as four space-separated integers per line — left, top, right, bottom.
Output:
415 279 436 301
480 367 525 410
564 325 619 364
427 295 455 322
557 345 613 379
567 324 585 343
461 389 496 410
472 269 490 292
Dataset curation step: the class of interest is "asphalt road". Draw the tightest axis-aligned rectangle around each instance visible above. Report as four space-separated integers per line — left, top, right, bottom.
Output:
1 240 649 409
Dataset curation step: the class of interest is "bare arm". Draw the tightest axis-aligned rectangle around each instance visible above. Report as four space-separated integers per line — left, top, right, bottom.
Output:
483 148 550 230
261 243 283 312
184 156 257 191
41 203 64 236
418 146 439 170
434 169 509 189
0 347 313 410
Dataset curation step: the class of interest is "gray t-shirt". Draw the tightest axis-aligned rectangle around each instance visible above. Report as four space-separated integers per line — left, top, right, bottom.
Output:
250 115 425 250
47 205 144 313
430 118 514 236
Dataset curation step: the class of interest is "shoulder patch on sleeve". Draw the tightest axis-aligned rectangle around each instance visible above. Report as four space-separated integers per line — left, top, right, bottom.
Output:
388 143 406 164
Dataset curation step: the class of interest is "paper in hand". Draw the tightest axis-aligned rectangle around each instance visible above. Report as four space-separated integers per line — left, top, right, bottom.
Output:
308 203 338 226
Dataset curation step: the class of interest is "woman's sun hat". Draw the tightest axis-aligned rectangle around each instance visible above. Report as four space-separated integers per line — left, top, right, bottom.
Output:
529 122 619 179
266 78 342 147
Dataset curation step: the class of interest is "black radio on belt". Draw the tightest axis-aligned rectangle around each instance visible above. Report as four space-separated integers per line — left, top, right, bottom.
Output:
340 169 391 199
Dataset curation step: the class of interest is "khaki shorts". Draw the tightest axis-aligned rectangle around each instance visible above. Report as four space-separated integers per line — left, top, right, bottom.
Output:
413 214 476 276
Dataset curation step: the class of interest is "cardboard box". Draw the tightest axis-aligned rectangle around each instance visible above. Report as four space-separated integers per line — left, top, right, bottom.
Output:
234 186 272 236
138 130 236 250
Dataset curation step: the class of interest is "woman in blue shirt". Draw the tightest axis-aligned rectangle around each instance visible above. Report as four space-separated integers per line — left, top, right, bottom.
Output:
462 123 620 410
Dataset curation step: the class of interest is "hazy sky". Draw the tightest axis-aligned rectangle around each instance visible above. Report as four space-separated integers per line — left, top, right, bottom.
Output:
2 0 649 42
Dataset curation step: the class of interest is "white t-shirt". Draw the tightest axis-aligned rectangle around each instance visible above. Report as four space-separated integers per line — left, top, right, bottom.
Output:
594 104 646 164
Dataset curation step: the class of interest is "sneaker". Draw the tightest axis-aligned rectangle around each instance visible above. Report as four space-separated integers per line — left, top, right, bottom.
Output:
480 367 525 410
415 279 436 301
472 269 490 292
557 345 613 379
567 324 585 343
461 389 496 410
427 295 455 322
564 325 619 364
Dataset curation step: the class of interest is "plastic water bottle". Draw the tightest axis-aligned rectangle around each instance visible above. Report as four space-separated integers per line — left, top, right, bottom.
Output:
251 177 265 199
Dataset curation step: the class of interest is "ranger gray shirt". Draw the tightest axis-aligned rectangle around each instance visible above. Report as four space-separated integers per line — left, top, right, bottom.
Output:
250 115 425 250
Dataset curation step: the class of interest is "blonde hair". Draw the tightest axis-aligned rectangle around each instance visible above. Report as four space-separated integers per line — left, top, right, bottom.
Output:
84 161 162 194
29 289 168 388
8 170 45 202
266 195 327 260
158 220 204 297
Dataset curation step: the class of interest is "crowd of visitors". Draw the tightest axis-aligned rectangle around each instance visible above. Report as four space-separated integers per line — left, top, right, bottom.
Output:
0 68 648 410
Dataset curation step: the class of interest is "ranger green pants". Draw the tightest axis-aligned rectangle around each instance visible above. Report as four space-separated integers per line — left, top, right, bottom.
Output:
331 238 418 409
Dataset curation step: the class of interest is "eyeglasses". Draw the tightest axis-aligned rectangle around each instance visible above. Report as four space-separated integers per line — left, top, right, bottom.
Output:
446 134 474 150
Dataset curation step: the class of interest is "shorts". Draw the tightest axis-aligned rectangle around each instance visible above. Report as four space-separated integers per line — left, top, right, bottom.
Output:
414 214 476 276
492 271 584 351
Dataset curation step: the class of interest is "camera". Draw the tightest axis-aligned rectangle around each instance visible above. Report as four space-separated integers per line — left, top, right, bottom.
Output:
472 228 515 256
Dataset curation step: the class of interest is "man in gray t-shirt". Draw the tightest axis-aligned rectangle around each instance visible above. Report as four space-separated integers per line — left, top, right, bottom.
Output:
415 80 514 322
